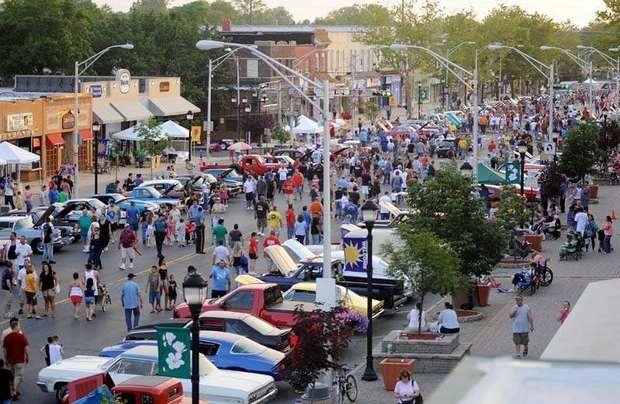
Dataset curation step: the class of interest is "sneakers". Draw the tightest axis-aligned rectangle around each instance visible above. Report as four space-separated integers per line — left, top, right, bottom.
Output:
119 264 126 270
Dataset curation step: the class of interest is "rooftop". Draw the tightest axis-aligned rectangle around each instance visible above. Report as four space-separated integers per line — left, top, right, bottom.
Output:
0 89 71 102
218 25 368 33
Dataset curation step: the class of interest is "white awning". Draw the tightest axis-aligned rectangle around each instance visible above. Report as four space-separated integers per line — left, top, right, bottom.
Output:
0 141 40 164
146 96 200 117
93 102 124 124
110 100 153 121
157 120 189 139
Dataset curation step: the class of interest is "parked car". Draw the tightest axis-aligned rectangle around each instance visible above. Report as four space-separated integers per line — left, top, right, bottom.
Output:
7 206 80 243
0 215 66 254
201 169 243 196
124 313 291 353
435 138 456 159
36 345 278 404
139 179 190 200
91 193 127 205
129 187 184 209
102 331 288 380
53 198 108 222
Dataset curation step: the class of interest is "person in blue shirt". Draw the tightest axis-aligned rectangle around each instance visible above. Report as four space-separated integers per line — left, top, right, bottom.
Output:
48 186 59 204
153 215 168 260
121 273 142 331
302 206 312 245
210 260 231 298
125 202 139 231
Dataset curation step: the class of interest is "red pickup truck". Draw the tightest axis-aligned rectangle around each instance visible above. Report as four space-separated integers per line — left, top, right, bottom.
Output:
174 283 318 328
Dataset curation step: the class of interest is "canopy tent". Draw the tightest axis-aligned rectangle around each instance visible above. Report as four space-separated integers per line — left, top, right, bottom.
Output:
111 126 141 141
0 141 39 164
157 120 189 139
477 163 506 185
292 115 323 134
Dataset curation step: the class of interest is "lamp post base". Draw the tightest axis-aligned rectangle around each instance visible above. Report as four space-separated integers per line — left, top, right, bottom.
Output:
361 363 378 381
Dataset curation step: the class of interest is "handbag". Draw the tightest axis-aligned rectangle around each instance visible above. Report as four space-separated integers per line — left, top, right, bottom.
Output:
55 283 60 294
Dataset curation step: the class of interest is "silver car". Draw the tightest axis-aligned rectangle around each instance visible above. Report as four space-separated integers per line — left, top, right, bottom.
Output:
0 216 66 254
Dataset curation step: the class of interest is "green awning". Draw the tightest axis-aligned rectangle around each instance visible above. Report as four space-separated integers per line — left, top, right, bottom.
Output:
477 163 506 185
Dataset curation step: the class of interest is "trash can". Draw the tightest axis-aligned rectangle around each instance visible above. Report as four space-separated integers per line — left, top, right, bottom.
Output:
589 184 598 199
476 283 491 306
301 382 331 404
380 358 416 391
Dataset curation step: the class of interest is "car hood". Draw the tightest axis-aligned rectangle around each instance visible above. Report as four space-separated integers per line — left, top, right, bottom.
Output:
33 205 56 227
40 355 110 375
207 369 274 391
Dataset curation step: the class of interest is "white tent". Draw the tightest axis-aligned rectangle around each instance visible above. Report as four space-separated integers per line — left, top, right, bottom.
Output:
0 141 39 164
157 120 189 139
111 126 141 141
292 115 323 134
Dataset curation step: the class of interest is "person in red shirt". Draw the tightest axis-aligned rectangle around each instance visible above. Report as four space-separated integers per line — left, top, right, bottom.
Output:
283 176 295 204
2 318 28 400
309 197 323 218
285 204 296 240
248 232 258 272
292 170 304 200
263 230 281 251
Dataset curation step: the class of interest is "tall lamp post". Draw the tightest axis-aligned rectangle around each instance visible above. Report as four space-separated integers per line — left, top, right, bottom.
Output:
417 82 422 120
445 41 476 111
182 272 208 404
186 111 194 161
92 122 101 193
518 140 527 196
578 45 619 107
360 199 379 382
74 43 133 197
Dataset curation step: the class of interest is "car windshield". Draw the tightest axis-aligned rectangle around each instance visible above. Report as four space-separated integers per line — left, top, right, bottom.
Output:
141 187 162 198
15 217 33 230
231 338 264 355
227 169 241 177
87 199 106 210
243 315 277 334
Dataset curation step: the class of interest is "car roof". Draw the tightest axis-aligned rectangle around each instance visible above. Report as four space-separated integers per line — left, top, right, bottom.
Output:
121 345 158 359
141 179 180 185
66 198 99 203
199 330 242 344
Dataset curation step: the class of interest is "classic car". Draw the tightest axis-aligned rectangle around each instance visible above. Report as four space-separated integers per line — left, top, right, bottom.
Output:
52 198 108 222
102 331 288 380
139 179 191 200
91 193 127 205
129 187 184 209
7 206 80 243
199 169 243 195
0 215 67 254
435 138 457 159
37 345 277 404
124 313 291 353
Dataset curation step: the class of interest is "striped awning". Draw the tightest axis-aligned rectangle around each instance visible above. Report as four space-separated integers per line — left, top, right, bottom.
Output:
146 96 200 117
110 100 153 122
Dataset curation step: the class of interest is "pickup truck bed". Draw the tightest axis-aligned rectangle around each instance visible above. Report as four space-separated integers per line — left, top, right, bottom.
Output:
269 301 320 312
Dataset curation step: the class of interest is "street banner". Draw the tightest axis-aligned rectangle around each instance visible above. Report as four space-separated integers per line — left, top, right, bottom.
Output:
505 161 521 185
157 326 191 379
342 235 367 273
191 125 202 143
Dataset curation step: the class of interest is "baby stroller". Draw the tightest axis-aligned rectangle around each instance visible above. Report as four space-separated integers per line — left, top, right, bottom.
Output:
542 216 562 240
559 232 584 261
512 266 539 296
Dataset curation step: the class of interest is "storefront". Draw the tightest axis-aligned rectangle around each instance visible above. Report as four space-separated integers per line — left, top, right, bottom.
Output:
0 96 45 181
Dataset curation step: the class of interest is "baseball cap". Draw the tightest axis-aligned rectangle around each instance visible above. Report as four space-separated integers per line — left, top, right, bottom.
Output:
127 273 135 279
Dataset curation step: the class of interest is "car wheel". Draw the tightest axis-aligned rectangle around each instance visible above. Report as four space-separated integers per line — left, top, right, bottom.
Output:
55 383 68 403
31 238 43 255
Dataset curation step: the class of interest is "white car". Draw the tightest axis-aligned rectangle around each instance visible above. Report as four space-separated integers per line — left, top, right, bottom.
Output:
37 345 278 404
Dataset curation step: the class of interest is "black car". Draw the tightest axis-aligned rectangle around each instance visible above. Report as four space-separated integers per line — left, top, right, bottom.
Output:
91 193 126 205
435 138 456 158
125 312 291 352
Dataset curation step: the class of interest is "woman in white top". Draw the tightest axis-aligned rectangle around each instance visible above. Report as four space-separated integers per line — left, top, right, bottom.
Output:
437 302 460 334
393 370 421 404
404 302 428 332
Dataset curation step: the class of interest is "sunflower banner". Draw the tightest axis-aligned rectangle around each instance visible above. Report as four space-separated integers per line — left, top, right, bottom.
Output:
342 234 368 273
157 326 191 379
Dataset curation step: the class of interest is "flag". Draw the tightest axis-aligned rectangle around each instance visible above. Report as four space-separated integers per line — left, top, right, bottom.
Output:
157 326 191 379
505 161 521 184
342 235 367 273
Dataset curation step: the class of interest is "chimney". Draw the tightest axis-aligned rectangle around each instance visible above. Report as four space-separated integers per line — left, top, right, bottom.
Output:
221 18 232 32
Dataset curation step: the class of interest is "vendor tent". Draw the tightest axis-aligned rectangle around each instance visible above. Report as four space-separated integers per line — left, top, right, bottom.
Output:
0 141 39 164
157 120 189 139
292 115 323 134
477 163 506 185
111 126 141 141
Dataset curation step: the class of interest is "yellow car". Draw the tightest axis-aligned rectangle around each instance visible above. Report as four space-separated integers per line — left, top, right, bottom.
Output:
283 282 384 318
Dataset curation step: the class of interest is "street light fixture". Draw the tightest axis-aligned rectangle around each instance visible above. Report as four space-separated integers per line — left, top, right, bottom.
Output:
92 122 101 193
444 41 476 110
360 199 379 382
578 45 619 106
73 43 133 196
518 141 527 196
183 272 208 404
460 161 473 177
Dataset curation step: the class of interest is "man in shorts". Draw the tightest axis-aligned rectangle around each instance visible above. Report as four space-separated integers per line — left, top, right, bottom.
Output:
2 318 28 400
254 195 269 236
118 224 136 270
509 296 534 358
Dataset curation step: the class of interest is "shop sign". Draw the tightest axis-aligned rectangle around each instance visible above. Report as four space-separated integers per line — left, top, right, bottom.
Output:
62 112 76 130
115 69 131 94
6 113 34 132
159 81 170 92
89 85 103 98
0 130 33 141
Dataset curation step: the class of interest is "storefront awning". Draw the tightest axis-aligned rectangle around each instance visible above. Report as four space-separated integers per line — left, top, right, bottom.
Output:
93 102 124 124
110 100 153 122
45 133 65 147
80 129 93 141
146 96 200 117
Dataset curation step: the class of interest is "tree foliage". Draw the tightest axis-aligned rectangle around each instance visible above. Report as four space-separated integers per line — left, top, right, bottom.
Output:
405 167 507 277
495 186 530 231
136 119 169 177
560 121 605 180
381 229 464 333
271 124 291 144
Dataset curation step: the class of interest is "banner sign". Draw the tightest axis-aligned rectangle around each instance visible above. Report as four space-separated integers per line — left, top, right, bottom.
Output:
191 125 202 142
157 326 191 379
505 161 521 184
342 235 367 273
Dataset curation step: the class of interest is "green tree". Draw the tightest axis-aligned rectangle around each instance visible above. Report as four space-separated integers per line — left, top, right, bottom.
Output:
271 124 291 144
560 121 604 181
363 99 380 122
495 186 530 232
254 6 295 25
233 0 266 23
314 4 391 26
381 230 464 333
136 119 169 178
405 167 507 277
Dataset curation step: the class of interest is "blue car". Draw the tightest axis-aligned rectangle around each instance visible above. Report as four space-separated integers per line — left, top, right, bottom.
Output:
100 331 289 380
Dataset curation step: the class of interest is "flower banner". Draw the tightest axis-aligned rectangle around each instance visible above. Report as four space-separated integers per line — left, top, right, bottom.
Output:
157 326 191 379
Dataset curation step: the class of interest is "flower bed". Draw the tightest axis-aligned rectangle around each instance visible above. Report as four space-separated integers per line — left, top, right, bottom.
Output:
456 309 483 322
399 332 438 340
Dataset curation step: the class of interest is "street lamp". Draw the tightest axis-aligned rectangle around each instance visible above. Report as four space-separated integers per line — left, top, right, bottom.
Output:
92 122 101 193
445 41 476 110
360 199 379 382
488 44 554 140
390 43 480 179
74 43 133 197
459 161 473 177
518 141 527 196
182 272 208 404
186 111 194 161
417 82 422 120
197 39 336 304
578 45 619 107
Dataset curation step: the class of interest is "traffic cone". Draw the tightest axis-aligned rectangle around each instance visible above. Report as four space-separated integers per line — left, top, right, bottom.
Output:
612 210 617 221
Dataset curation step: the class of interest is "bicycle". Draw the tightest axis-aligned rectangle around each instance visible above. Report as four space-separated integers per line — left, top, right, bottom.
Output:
333 366 358 404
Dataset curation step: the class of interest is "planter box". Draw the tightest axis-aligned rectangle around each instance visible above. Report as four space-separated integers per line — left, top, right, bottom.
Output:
589 184 598 199
524 234 543 252
476 284 490 307
381 330 459 354
380 358 416 391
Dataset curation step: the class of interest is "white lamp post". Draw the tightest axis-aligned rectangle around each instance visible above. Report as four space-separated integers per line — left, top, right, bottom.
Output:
73 43 133 197
445 41 476 110
577 45 619 109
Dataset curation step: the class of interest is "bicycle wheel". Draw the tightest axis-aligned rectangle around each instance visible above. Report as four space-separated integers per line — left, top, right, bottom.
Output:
539 268 553 287
344 374 358 402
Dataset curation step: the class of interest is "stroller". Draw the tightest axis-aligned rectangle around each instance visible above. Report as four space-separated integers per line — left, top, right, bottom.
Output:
512 262 553 296
559 232 584 260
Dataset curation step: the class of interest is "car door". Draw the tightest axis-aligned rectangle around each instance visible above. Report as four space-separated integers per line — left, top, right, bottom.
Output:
107 357 156 384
